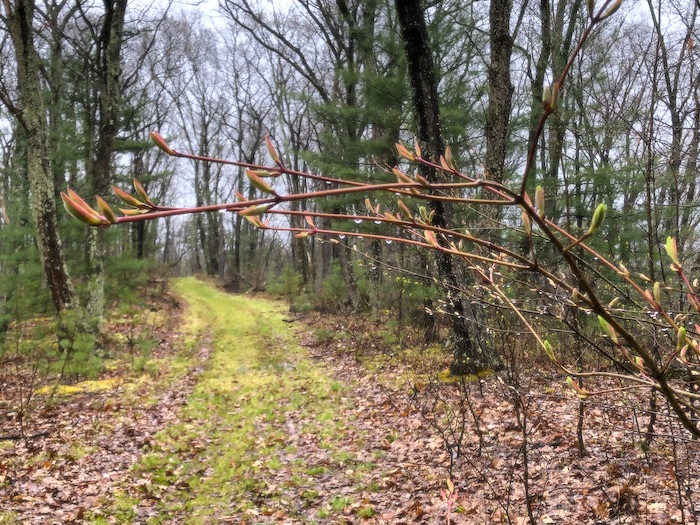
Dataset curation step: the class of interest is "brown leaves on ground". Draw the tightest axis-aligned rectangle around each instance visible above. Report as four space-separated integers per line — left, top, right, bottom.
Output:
1 295 699 524
294 315 699 524
0 295 212 524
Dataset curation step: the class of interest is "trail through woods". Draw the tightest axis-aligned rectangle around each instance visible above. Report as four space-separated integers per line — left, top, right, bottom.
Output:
1 277 698 523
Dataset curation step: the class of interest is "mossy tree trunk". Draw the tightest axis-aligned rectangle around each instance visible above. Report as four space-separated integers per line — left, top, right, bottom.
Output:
1 0 75 313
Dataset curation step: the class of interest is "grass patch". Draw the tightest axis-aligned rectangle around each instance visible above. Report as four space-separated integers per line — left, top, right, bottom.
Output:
331 495 352 511
358 505 377 518
0 511 19 525
306 465 327 476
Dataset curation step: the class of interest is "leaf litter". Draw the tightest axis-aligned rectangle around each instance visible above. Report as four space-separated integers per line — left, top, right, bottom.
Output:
0 278 698 524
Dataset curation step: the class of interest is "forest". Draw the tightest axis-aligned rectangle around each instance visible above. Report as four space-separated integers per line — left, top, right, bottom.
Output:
2 0 700 522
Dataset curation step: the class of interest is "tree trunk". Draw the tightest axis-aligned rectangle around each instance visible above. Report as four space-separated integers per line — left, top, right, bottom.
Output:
395 0 500 374
2 0 75 313
485 0 514 186
87 0 128 319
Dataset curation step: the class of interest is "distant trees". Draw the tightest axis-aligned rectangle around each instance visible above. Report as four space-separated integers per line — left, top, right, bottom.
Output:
63 0 700 440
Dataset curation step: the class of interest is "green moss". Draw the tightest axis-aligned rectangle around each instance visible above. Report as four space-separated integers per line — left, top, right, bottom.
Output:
94 277 353 523
35 377 122 396
67 443 96 461
436 367 494 383
365 481 381 492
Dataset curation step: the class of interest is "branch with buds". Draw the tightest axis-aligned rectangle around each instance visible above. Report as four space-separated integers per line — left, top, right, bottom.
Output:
62 129 700 437
61 0 700 438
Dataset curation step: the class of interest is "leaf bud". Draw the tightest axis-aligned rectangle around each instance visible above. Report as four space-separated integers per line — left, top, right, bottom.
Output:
395 142 415 161
61 192 107 226
415 175 430 188
665 236 680 268
599 0 622 20
419 206 430 223
133 178 153 206
444 146 454 169
265 135 281 165
243 215 264 228
598 315 619 344
112 186 145 208
566 376 590 400
119 208 148 216
96 196 117 224
542 85 551 108
677 326 687 351
535 185 545 218
393 167 414 185
398 200 413 220
238 203 274 216
150 131 174 155
246 169 275 195
424 230 439 248
586 203 606 235
549 82 560 112
543 340 556 361
247 169 275 178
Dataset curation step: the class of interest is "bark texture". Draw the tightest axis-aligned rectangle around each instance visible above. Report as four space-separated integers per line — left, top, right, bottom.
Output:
485 0 514 184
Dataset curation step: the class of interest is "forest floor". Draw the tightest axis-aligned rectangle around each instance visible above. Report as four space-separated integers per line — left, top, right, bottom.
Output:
0 277 698 524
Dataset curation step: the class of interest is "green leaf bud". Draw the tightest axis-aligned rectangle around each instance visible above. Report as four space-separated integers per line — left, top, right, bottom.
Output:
543 340 556 361
265 135 281 165
677 326 687 352
586 203 606 235
598 315 619 344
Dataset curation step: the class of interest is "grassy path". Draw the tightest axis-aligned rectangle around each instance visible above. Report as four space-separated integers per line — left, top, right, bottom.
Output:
95 277 396 524
5 278 691 523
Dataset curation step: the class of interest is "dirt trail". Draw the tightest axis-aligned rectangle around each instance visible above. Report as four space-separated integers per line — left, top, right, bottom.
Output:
112 277 451 524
